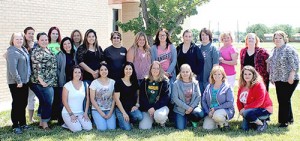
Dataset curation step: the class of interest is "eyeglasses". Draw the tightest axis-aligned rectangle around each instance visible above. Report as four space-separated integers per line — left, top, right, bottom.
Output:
159 34 166 38
113 37 120 39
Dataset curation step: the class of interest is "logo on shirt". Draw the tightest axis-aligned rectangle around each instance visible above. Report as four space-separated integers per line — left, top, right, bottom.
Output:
120 52 126 56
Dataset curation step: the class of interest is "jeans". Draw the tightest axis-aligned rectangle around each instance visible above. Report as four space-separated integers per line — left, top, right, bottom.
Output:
175 106 204 130
31 84 54 122
115 108 143 130
241 108 271 130
92 109 116 131
9 83 29 128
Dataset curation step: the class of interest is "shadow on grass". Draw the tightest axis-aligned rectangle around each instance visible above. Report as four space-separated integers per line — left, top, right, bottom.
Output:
0 120 290 141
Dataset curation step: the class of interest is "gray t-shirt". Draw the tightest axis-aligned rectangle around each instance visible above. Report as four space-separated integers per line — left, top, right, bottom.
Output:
200 42 219 82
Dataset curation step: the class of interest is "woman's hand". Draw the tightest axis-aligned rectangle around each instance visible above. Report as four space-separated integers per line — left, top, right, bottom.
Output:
208 108 215 118
148 108 155 117
288 74 295 84
92 70 99 79
185 107 193 114
219 57 224 63
105 111 113 119
82 113 90 122
17 83 23 88
131 106 138 112
239 108 245 116
70 115 78 123
123 113 130 122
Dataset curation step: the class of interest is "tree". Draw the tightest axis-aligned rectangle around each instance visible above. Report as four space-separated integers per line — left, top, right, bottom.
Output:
246 24 270 41
294 27 300 33
191 29 200 43
118 0 210 45
271 24 294 38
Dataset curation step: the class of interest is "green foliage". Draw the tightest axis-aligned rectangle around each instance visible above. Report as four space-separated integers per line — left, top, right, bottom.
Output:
246 24 270 41
118 0 209 45
271 24 294 38
191 29 200 43
294 27 300 33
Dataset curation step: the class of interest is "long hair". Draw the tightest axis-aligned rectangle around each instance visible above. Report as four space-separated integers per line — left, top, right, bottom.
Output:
70 29 83 45
176 64 196 82
82 29 102 56
146 61 167 82
209 65 227 84
48 26 62 43
239 65 262 88
130 32 151 61
60 37 75 57
121 62 139 88
154 28 172 47
245 33 260 47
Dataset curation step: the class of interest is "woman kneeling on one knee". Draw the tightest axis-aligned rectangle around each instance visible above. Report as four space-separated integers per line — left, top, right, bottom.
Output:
139 61 170 129
202 66 235 130
61 66 92 132
172 64 204 130
237 66 273 132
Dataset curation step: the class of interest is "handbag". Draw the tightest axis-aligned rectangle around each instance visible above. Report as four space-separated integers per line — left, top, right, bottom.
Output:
82 82 91 115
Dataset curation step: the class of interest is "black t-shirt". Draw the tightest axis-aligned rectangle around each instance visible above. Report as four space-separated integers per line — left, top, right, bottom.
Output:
244 52 255 67
104 45 127 80
65 53 75 82
83 50 101 81
114 79 138 112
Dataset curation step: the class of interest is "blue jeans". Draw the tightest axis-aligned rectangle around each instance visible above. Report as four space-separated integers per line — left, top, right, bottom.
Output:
31 84 54 122
92 109 116 131
115 108 143 130
241 108 270 130
175 106 205 130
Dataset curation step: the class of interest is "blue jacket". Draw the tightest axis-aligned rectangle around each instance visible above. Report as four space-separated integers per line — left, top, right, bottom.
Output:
139 78 170 111
201 82 235 119
172 79 201 116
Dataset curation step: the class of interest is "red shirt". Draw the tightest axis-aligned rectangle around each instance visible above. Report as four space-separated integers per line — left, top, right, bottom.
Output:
237 82 273 113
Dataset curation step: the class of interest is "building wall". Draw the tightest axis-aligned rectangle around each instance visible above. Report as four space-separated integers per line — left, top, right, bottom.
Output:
0 0 115 110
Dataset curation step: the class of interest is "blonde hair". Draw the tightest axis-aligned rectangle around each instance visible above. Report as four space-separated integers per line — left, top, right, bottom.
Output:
146 61 167 82
176 64 196 82
9 32 24 46
273 30 288 44
209 65 227 84
239 65 262 88
220 31 234 43
129 32 151 60
245 33 260 47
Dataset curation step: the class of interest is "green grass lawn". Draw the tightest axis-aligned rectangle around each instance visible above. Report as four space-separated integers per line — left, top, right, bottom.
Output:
0 88 299 141
0 42 299 141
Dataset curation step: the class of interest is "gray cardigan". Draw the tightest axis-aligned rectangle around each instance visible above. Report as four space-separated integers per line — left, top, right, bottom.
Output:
6 46 30 84
172 79 201 116
151 44 177 83
201 82 235 119
56 51 76 87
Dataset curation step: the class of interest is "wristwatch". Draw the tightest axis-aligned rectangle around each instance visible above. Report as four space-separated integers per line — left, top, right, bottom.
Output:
69 112 74 116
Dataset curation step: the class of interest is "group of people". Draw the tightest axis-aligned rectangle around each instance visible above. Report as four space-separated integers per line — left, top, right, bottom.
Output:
6 26 299 134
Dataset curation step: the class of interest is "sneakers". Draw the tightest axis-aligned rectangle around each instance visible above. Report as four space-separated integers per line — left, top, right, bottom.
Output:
257 120 268 132
278 123 288 128
61 123 68 129
21 125 32 130
13 127 23 134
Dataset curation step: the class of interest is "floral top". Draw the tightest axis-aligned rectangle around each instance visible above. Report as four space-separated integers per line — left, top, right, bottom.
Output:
268 44 299 82
31 46 58 87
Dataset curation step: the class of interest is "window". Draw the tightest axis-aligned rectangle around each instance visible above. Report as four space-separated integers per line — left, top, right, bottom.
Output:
112 9 119 31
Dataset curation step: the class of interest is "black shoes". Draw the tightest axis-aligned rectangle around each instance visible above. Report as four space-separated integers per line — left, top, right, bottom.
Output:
21 125 32 130
257 120 268 132
278 123 288 128
13 127 23 134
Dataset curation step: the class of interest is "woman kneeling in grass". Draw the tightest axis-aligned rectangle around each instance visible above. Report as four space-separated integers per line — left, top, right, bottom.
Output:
237 66 273 132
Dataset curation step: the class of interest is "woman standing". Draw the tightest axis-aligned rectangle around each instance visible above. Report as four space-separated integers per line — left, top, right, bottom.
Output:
76 29 104 84
176 30 204 91
268 30 299 128
139 61 170 129
219 32 238 89
199 28 219 93
90 63 116 131
151 28 177 84
31 32 57 130
70 29 83 50
7 33 31 134
202 66 235 130
127 32 151 84
172 64 204 130
240 33 269 90
237 66 273 132
113 62 143 130
104 31 127 81
56 37 76 125
47 26 62 55
61 65 92 132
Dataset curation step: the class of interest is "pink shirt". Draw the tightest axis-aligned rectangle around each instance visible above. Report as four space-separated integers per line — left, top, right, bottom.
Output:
219 45 237 75
157 45 171 72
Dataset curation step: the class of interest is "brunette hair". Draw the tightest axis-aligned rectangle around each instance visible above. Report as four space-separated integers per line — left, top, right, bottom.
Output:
48 26 62 43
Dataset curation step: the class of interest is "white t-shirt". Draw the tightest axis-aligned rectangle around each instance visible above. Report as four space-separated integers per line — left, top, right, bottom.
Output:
62 81 86 114
90 79 115 111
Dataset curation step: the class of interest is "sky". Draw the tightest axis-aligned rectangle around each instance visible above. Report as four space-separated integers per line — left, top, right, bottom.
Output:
190 0 299 32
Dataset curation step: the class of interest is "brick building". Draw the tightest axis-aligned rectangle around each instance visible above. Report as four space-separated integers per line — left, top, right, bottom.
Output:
0 0 140 111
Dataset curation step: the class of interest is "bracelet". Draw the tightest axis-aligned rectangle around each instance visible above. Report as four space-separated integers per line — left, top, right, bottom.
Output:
135 103 140 108
69 112 74 116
